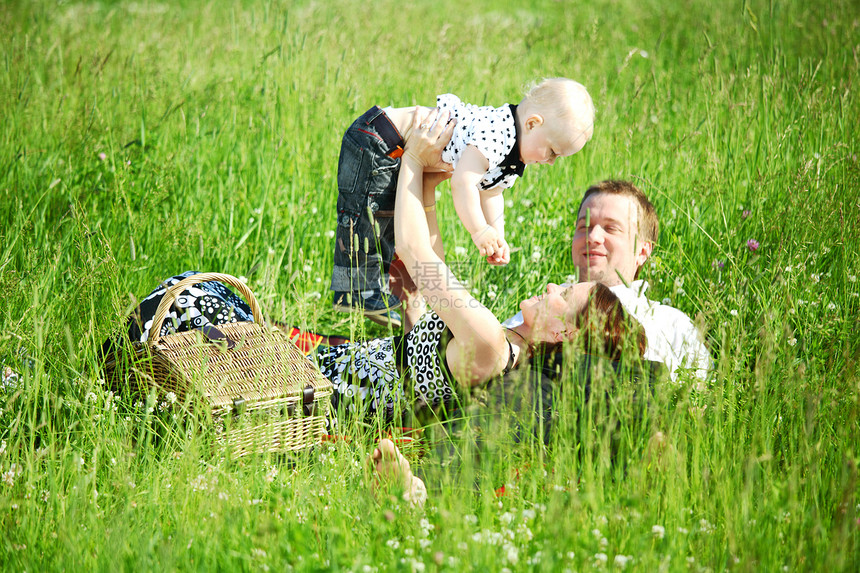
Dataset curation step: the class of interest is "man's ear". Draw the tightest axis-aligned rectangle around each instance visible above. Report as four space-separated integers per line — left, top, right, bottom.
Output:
525 114 545 131
636 240 654 268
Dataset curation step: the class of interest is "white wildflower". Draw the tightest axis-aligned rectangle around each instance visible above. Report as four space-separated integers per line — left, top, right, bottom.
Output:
189 474 209 492
419 518 434 534
614 555 631 568
3 468 17 487
527 550 543 565
652 524 665 539
516 523 533 542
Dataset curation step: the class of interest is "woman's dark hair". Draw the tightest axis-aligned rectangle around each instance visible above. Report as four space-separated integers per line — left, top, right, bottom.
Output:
499 286 656 449
529 283 646 363
576 283 647 360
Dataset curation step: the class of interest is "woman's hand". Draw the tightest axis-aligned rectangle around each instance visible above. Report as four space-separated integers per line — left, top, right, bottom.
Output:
423 170 452 190
403 107 455 171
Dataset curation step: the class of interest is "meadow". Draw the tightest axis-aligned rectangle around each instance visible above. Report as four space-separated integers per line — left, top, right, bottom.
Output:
1 0 859 570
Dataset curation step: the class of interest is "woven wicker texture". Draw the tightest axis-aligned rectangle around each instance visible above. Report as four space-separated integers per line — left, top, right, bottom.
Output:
103 273 332 456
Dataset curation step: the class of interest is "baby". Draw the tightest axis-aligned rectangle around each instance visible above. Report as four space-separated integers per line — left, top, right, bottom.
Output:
330 78 594 325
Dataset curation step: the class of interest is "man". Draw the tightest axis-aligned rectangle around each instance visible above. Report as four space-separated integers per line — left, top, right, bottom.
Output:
506 180 711 382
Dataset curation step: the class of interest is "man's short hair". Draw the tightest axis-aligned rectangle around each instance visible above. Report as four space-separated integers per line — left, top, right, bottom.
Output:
578 180 659 244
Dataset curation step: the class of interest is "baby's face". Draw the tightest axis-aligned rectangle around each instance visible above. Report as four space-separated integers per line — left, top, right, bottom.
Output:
519 119 591 166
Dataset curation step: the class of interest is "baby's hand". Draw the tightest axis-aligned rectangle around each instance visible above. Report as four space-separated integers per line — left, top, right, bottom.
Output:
471 226 504 259
486 238 510 266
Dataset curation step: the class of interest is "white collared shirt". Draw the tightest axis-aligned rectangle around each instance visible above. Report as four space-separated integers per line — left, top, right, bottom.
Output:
504 280 711 382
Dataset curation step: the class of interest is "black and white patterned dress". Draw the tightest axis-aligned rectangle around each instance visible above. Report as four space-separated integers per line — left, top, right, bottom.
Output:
116 271 254 344
315 310 456 424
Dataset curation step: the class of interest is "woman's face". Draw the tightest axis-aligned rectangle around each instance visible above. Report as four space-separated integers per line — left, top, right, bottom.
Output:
519 282 595 341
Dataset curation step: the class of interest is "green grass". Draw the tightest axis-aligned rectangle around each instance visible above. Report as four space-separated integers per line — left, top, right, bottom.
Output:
1 0 859 570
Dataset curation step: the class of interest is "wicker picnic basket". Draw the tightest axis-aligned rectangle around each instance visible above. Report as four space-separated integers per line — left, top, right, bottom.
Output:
102 273 333 457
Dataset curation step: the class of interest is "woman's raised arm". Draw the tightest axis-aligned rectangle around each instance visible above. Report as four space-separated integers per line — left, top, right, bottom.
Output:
394 109 511 387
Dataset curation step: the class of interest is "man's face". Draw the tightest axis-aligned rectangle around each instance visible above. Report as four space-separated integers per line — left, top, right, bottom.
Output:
571 193 651 286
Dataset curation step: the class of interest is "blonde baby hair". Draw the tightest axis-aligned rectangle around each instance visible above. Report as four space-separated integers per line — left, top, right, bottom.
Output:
520 77 595 140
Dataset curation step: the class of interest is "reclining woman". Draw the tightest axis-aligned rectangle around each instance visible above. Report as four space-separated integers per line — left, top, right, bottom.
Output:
119 109 641 425
115 109 644 504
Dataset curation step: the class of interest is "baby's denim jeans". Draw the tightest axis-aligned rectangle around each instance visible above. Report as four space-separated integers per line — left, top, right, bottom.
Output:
330 106 403 294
